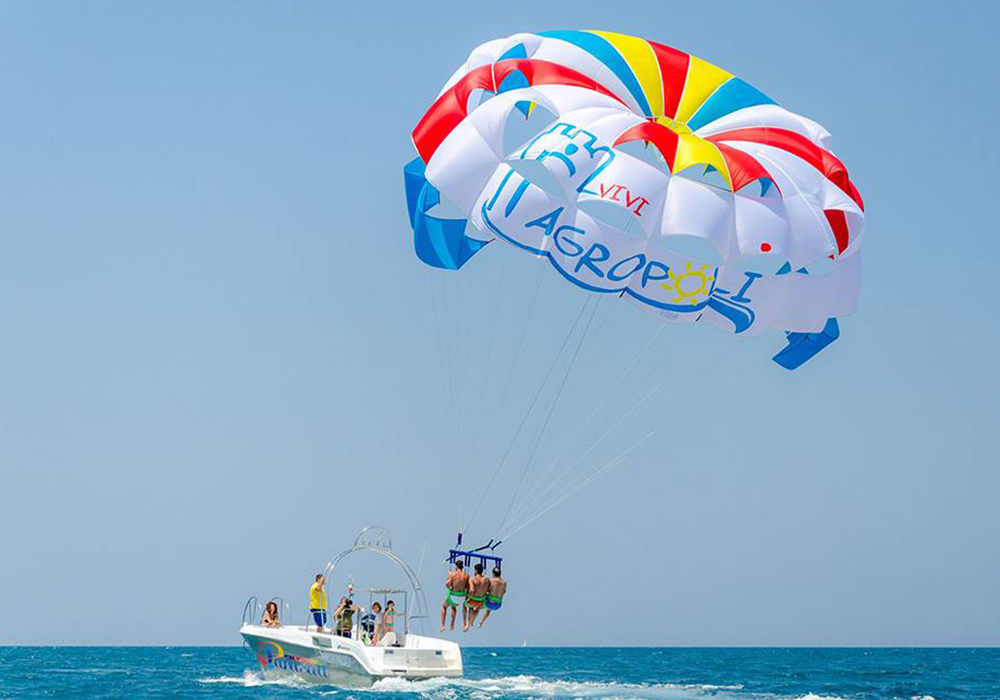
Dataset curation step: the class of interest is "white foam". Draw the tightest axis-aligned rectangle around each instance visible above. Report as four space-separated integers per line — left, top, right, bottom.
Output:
197 670 308 688
352 674 744 699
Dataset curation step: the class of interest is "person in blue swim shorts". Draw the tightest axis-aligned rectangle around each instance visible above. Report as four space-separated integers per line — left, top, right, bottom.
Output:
478 567 506 628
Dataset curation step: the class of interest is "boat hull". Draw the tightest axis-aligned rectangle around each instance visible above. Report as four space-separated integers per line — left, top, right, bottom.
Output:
241 625 462 687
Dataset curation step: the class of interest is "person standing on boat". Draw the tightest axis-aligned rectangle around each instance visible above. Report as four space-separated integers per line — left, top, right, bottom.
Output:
463 563 490 631
478 567 506 628
309 574 328 633
440 560 470 631
383 600 397 642
369 601 383 645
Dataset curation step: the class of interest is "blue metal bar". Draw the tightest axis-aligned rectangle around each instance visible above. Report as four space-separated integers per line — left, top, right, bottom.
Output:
448 549 503 570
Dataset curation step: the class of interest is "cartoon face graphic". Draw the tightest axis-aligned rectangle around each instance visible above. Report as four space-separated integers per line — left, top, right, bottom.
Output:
512 122 615 197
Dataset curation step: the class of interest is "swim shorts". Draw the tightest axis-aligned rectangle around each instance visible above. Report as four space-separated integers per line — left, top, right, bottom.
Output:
445 589 466 607
485 594 503 611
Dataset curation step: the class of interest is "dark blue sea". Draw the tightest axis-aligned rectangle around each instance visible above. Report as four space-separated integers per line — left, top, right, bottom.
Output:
1 647 997 700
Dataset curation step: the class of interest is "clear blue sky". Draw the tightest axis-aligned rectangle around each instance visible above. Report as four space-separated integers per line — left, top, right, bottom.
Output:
1 0 998 647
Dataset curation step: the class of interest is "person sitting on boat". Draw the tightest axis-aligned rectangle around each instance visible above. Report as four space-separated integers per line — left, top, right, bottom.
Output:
440 560 470 631
309 574 328 633
463 563 490 631
334 597 360 639
261 600 281 628
478 567 506 628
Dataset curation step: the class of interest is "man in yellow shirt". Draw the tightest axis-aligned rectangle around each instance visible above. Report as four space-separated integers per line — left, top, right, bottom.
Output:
309 574 328 633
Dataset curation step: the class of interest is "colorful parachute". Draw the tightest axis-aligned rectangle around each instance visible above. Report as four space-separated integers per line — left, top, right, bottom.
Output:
404 30 865 368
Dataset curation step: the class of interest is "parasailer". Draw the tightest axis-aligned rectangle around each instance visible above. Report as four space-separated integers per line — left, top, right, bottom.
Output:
478 567 507 629
405 30 866 600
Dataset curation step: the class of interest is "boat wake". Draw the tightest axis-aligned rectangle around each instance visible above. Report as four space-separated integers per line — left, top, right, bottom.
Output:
197 669 310 688
356 676 863 700
356 675 748 699
200 670 859 700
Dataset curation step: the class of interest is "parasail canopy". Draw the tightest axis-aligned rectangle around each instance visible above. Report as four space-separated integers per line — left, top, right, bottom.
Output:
404 30 865 367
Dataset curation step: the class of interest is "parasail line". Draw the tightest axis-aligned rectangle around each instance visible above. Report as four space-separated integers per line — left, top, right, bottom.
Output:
497 293 601 537
501 430 657 541
507 327 702 524
440 274 466 531
505 321 669 526
490 261 545 421
505 322 691 528
462 293 592 536
463 261 544 535
427 270 462 529
509 338 731 531
458 255 509 531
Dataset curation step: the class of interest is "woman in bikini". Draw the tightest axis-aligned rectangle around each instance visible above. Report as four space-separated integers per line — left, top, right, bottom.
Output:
261 600 281 628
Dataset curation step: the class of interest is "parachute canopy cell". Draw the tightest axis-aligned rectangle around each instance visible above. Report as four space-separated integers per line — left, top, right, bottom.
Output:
404 30 865 367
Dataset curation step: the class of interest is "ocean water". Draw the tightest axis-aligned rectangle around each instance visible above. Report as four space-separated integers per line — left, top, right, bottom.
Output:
0 647 997 700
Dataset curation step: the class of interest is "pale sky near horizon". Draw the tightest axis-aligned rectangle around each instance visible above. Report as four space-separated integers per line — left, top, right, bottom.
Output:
1 0 999 647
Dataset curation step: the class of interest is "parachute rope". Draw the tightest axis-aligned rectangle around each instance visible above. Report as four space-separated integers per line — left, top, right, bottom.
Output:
425 268 460 530
440 274 464 532
503 321 671 528
489 262 546 422
461 262 545 536
458 254 509 532
497 294 600 537
501 430 657 541
462 294 592 535
502 326 701 535
501 338 731 539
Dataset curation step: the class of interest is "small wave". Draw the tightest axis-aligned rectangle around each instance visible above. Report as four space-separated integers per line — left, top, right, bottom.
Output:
358 674 743 698
40 668 130 676
197 669 309 688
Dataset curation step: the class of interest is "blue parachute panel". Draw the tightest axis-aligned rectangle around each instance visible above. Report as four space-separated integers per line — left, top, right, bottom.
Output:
772 317 840 370
404 157 488 270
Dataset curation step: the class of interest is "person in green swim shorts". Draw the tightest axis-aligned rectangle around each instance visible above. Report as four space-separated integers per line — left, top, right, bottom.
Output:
478 567 506 628
440 559 470 631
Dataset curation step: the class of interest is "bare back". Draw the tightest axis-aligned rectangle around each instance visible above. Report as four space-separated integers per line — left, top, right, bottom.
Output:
488 576 507 598
447 569 470 592
469 574 489 597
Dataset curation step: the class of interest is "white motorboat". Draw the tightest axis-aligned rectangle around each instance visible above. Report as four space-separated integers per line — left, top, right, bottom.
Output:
240 527 462 686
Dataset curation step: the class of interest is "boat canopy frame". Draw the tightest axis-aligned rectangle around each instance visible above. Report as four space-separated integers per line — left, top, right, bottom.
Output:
320 526 428 634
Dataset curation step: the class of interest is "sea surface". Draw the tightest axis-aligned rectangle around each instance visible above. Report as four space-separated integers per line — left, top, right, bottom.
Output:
0 647 997 700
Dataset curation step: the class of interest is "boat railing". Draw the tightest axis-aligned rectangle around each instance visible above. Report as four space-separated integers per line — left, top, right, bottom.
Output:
243 595 296 628
241 596 259 627
305 604 319 633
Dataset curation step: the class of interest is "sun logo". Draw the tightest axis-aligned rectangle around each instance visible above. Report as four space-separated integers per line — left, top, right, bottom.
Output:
661 262 715 305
